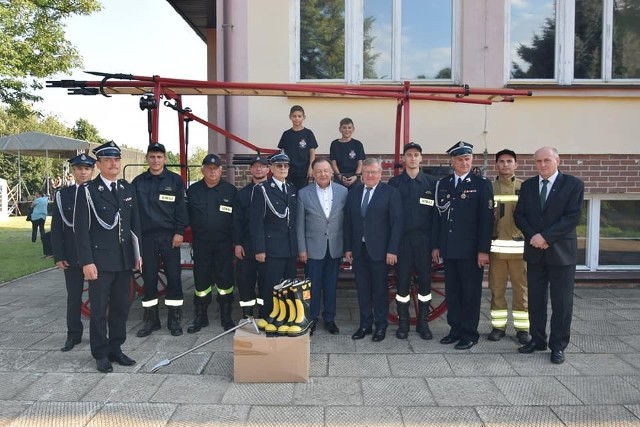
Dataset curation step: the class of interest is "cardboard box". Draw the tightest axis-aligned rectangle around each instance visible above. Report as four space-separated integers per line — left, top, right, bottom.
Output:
233 326 310 383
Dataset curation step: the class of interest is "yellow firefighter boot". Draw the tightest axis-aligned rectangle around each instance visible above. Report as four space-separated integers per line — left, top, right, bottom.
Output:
287 279 313 336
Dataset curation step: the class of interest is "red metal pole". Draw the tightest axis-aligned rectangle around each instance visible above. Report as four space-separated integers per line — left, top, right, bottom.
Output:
175 95 188 184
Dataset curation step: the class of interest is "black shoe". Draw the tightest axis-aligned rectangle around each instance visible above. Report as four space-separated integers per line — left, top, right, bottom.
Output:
96 358 113 373
372 328 387 342
454 339 477 350
550 350 565 364
351 327 372 340
516 331 531 345
324 321 340 335
60 338 81 352
108 353 136 366
439 334 461 345
487 328 506 342
309 320 317 336
518 341 548 354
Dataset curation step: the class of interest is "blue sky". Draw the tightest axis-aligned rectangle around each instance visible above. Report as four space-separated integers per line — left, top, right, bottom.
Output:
40 0 208 152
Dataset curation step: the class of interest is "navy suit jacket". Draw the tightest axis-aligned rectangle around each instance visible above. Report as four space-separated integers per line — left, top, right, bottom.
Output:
249 177 298 258
514 172 584 266
344 182 403 262
51 185 80 266
74 175 142 272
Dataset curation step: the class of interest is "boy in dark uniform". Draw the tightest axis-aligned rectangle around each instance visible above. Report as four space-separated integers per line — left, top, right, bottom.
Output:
74 141 142 373
132 142 189 337
432 141 494 350
51 153 95 352
278 105 318 190
388 142 437 340
233 155 269 318
186 154 238 332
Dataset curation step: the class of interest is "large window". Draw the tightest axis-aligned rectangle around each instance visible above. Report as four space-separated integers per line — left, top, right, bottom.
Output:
297 0 454 83
509 0 640 83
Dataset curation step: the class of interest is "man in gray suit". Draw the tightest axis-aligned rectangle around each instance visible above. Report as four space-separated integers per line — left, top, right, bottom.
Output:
297 157 348 334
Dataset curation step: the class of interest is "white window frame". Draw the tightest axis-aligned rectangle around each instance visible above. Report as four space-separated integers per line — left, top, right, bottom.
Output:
580 194 640 272
291 0 459 84
506 0 640 85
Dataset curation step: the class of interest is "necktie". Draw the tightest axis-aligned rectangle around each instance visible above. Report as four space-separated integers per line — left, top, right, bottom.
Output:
111 182 118 199
282 183 287 195
455 177 460 188
540 179 549 208
361 187 372 217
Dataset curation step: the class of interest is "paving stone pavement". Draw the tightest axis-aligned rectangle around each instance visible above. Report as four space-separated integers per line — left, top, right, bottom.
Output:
0 269 639 426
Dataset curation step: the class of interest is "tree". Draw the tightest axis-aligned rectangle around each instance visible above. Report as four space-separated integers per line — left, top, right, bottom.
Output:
299 0 379 79
0 0 102 116
72 118 105 143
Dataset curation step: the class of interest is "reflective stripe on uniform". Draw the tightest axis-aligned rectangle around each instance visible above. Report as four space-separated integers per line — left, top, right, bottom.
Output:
165 299 183 307
217 285 234 295
418 293 432 302
490 239 525 254
395 294 410 303
494 194 519 203
195 286 212 298
239 299 256 307
256 298 264 305
142 299 158 308
491 309 508 329
513 310 530 330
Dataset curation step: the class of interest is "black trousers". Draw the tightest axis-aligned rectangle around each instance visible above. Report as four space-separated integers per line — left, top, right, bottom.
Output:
237 252 265 305
141 231 183 306
444 258 484 342
353 242 389 330
192 238 234 305
259 256 297 318
64 266 84 341
88 270 131 360
527 261 575 351
31 218 45 243
396 232 432 297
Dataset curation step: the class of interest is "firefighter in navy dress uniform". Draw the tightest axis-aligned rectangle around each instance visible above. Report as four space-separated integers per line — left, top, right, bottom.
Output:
74 141 142 373
186 154 238 332
431 141 494 350
249 153 298 328
51 153 95 352
132 142 189 337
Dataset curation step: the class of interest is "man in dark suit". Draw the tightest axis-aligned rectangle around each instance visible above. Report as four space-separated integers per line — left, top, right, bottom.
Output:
74 141 143 373
250 153 298 330
51 153 95 352
297 157 348 335
345 157 403 342
514 146 584 364
432 141 494 350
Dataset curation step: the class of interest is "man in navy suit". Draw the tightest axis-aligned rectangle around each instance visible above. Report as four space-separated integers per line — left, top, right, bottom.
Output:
297 157 348 335
432 141 494 350
51 153 95 352
74 141 142 373
345 158 403 342
514 146 584 364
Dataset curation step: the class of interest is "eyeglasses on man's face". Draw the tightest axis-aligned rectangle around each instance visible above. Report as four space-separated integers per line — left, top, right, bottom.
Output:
273 163 290 169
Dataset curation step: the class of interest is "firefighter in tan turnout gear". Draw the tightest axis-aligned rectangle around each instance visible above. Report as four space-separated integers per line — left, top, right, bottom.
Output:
488 149 530 345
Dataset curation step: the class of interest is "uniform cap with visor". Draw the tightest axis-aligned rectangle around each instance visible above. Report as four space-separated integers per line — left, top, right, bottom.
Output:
92 141 121 158
269 152 290 164
68 153 96 167
446 141 474 157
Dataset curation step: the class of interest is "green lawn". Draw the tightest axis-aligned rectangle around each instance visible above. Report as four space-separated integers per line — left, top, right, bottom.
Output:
0 216 55 284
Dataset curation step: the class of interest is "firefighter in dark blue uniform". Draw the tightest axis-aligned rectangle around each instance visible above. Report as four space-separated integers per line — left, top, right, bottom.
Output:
74 141 142 373
233 155 270 318
249 153 298 329
432 141 494 350
388 142 437 340
132 142 189 337
186 154 237 332
51 153 95 352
